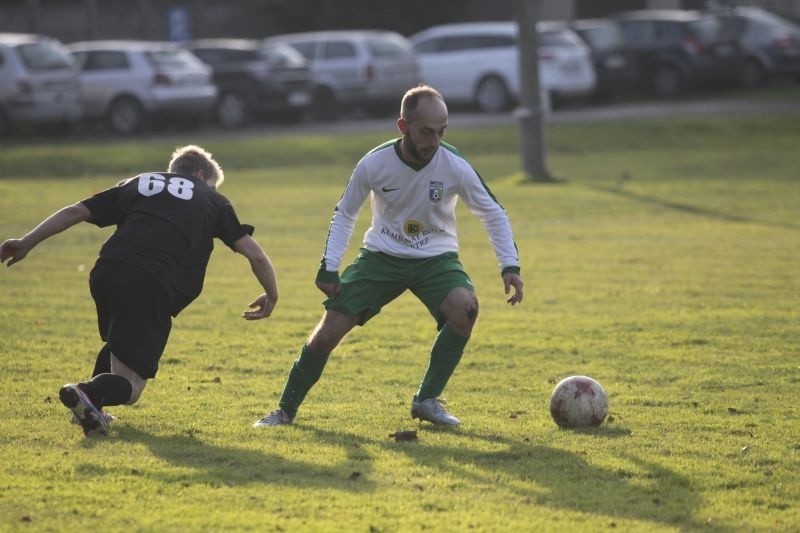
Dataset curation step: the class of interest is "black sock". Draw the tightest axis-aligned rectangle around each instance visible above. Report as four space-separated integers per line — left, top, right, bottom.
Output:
92 344 112 377
79 374 133 409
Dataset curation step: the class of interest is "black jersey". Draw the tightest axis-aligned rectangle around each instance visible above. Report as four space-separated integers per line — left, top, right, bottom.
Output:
82 172 253 315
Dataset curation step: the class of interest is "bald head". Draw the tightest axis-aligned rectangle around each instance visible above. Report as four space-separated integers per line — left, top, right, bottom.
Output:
400 84 448 123
398 85 448 165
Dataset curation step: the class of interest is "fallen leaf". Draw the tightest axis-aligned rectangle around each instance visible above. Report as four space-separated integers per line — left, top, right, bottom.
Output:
389 430 418 441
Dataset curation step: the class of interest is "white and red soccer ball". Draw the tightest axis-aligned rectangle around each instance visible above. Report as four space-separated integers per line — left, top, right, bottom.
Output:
549 375 609 428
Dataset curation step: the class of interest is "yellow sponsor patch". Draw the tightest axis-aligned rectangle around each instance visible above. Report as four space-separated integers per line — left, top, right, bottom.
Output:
404 219 424 237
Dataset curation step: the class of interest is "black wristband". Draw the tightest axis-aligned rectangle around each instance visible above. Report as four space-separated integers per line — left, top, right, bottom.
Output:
316 268 341 284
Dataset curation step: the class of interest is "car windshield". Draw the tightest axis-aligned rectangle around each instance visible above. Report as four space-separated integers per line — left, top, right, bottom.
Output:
741 7 800 29
192 47 260 64
17 40 73 70
367 35 412 58
284 41 316 61
539 29 583 48
261 43 306 67
147 48 201 68
577 26 624 51
688 17 723 43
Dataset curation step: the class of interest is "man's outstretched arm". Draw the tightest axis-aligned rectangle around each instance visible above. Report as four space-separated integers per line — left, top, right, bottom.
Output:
1 202 91 267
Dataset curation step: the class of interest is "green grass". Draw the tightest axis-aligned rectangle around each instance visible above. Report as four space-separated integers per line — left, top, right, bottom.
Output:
1 112 799 531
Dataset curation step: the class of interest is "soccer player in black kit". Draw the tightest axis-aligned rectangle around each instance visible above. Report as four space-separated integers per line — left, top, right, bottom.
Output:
0 145 279 437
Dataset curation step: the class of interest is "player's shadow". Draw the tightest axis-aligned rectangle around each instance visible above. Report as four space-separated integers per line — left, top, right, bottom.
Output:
294 424 733 532
586 183 800 231
107 426 376 491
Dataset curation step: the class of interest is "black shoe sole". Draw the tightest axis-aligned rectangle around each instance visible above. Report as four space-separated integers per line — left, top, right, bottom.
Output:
59 386 107 436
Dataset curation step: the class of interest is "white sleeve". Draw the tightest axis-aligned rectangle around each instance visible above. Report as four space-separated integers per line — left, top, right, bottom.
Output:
321 161 371 272
459 168 520 272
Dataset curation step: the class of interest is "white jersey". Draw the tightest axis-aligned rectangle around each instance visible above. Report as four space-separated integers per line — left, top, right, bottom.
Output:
321 139 519 273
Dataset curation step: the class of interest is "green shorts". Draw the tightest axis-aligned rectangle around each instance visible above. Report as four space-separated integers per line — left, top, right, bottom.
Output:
325 249 474 329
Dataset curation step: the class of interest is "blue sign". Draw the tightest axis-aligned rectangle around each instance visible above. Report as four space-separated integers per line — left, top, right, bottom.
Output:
167 6 192 42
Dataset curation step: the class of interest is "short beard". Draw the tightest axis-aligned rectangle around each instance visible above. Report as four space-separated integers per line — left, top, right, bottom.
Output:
403 133 436 163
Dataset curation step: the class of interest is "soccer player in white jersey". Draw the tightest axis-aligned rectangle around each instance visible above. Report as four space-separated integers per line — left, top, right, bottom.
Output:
254 84 523 427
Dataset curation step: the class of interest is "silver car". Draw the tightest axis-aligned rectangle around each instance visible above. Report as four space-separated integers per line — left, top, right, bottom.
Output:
0 33 81 136
410 22 597 112
67 40 217 134
263 30 419 120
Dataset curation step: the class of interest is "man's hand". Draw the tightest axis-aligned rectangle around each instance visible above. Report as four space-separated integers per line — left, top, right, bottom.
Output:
315 280 342 298
503 272 523 305
0 239 30 267
242 293 276 320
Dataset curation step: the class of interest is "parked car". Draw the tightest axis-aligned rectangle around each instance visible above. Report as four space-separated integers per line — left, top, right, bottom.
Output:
710 6 800 86
615 10 746 97
0 33 81 136
408 21 596 112
184 39 312 128
564 18 640 99
67 40 217 134
262 30 419 120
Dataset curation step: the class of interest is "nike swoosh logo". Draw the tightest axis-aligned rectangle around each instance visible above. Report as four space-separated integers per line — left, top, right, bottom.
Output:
381 187 400 192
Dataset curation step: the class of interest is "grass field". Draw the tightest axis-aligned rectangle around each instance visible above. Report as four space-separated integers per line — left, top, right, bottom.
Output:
1 111 798 531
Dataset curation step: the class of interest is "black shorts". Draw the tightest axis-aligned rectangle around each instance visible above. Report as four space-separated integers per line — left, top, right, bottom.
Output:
89 260 172 379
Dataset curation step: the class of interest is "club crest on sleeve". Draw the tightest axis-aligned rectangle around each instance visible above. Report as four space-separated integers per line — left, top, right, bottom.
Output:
429 181 443 203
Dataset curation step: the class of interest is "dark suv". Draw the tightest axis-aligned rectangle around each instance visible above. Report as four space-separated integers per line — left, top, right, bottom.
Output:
616 10 745 97
566 18 640 99
185 39 312 128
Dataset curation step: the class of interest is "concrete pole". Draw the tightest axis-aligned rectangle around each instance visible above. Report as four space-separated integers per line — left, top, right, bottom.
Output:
513 0 553 182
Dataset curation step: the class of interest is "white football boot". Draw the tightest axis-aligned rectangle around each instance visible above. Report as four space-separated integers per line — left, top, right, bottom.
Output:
253 409 293 427
411 397 460 426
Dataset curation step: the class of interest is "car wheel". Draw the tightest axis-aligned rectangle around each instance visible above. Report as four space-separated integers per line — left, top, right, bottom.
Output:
216 92 249 129
652 65 683 97
107 96 145 134
740 58 767 88
475 75 512 112
311 86 339 121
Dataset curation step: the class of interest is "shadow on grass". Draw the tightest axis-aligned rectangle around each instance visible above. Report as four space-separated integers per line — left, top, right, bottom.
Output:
291 424 734 532
586 183 800 231
110 426 376 491
97 423 735 531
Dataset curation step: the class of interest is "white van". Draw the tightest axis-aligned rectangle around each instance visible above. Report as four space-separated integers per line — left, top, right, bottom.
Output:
410 22 596 112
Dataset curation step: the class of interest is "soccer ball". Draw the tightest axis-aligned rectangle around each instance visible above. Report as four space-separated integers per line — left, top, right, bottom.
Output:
549 375 609 428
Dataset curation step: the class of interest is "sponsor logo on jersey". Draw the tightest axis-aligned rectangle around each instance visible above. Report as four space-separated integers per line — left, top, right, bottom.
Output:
404 219 424 237
429 181 443 203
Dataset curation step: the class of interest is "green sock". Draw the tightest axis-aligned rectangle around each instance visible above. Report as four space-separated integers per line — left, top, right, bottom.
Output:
416 324 468 401
278 344 330 418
